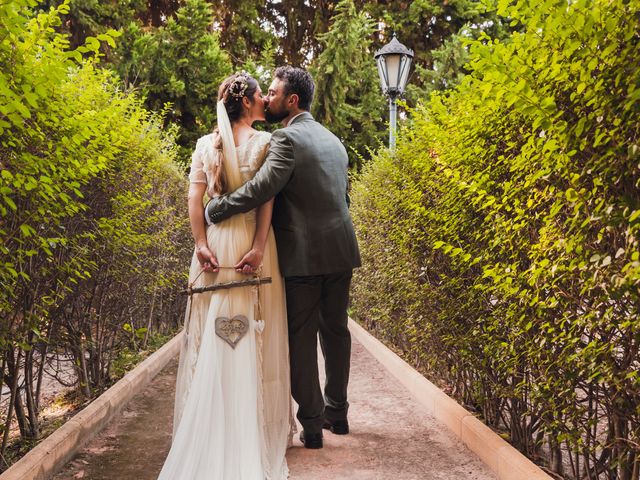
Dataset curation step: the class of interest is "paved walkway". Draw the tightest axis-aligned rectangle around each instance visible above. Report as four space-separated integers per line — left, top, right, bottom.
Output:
53 338 496 480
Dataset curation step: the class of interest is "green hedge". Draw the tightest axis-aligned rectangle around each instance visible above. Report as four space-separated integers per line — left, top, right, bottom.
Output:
351 0 639 478
0 1 191 465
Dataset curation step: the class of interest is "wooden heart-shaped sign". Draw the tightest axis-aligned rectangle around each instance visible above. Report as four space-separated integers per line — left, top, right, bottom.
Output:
215 315 249 349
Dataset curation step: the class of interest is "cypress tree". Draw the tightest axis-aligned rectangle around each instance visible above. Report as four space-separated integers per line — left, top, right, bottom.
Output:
311 0 385 169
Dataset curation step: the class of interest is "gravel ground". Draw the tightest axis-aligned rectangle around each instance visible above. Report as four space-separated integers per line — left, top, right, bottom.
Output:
53 338 497 480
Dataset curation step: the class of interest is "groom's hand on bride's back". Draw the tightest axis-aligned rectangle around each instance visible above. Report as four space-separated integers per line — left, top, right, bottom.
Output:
204 131 294 225
204 194 227 225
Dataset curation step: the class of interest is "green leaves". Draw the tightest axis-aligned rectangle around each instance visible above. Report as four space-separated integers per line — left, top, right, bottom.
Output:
565 188 578 202
0 2 191 443
19 224 35 238
112 0 231 158
351 0 640 476
310 0 384 169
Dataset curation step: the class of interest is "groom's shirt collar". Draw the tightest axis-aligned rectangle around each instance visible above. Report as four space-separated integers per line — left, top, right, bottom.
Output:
285 112 308 127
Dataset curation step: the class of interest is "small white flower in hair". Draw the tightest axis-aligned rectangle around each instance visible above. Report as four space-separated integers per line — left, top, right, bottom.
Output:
228 74 249 99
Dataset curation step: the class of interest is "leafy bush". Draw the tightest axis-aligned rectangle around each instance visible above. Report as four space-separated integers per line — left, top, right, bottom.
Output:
351 0 639 478
0 1 191 467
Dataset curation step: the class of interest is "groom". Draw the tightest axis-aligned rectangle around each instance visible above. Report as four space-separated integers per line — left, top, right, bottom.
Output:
203 66 361 449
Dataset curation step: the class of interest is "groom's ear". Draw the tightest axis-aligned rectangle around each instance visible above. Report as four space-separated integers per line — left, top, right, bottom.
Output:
288 93 299 108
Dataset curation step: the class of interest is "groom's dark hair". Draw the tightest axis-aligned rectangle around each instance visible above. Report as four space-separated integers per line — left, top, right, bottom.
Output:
274 66 315 111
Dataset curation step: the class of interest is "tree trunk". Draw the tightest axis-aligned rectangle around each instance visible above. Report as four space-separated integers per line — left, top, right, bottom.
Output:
142 290 156 349
1 349 21 463
35 335 51 411
75 338 91 399
548 434 564 476
4 347 30 439
23 343 39 439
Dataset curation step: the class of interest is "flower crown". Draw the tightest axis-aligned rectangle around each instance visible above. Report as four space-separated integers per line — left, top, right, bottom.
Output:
227 73 250 101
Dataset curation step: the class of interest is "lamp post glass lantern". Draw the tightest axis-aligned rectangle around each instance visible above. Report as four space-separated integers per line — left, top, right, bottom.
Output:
374 34 413 149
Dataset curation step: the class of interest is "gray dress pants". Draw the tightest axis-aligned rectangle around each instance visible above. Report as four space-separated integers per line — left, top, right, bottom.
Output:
285 270 352 434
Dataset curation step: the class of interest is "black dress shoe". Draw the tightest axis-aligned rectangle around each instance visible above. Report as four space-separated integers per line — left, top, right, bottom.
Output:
299 431 323 449
322 418 349 435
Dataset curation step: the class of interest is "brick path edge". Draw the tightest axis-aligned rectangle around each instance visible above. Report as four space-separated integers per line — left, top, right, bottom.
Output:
348 319 552 480
0 332 183 480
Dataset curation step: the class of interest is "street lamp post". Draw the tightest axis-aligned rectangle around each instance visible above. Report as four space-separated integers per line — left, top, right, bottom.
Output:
374 34 414 150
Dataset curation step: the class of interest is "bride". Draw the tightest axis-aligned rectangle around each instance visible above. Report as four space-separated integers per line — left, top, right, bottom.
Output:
158 73 293 480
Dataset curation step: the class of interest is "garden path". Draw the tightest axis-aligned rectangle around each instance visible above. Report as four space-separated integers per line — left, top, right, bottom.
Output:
52 337 497 480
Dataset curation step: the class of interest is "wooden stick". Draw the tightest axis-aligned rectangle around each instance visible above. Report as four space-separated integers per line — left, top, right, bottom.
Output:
181 277 272 296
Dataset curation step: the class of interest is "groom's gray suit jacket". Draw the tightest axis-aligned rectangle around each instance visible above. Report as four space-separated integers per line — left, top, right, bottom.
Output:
206 112 361 277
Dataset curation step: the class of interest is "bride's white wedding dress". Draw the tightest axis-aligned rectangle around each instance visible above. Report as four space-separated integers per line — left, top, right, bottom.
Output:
158 115 292 479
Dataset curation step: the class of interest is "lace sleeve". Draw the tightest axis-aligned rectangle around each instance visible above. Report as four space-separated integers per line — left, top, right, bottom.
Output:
188 137 208 184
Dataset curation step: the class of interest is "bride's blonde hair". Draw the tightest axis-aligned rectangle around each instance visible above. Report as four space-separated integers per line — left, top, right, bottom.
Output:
207 73 259 195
